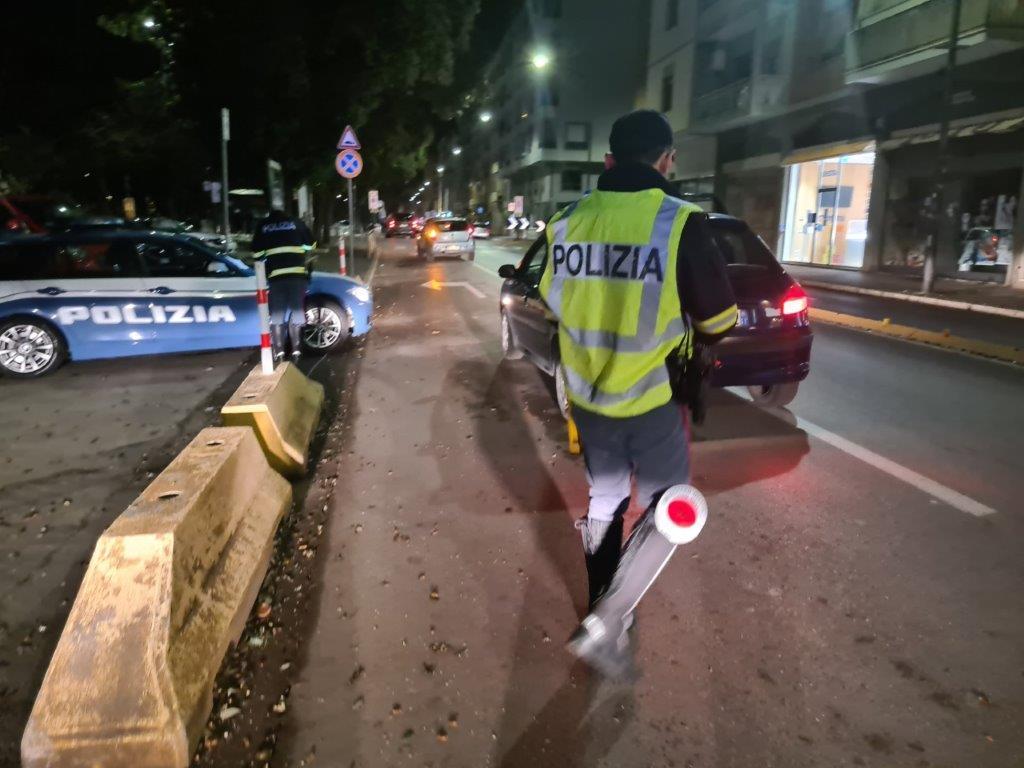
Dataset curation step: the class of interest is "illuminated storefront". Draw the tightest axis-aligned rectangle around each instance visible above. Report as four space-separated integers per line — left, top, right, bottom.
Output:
778 149 876 268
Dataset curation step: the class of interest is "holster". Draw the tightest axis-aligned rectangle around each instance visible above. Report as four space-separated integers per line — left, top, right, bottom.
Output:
668 343 714 425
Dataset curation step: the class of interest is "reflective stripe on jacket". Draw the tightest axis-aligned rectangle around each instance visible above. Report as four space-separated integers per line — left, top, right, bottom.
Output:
539 189 698 418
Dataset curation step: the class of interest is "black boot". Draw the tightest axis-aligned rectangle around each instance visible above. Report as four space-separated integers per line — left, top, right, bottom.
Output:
579 515 625 611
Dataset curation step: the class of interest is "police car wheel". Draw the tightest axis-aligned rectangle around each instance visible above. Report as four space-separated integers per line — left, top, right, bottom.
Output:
500 311 523 360
747 382 799 408
0 319 66 378
302 301 349 353
554 361 571 420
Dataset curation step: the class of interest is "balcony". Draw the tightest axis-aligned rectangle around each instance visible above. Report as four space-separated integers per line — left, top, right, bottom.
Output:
692 75 786 129
847 0 1024 84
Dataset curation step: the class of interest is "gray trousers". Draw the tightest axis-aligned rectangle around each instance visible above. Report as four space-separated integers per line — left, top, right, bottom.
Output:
573 401 691 522
268 276 308 328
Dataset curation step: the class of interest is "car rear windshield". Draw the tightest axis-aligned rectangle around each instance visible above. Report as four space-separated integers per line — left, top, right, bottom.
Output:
710 224 778 268
394 213 414 221
432 219 468 232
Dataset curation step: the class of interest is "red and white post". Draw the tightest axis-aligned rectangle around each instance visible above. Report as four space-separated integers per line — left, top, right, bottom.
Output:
254 260 274 374
338 236 348 275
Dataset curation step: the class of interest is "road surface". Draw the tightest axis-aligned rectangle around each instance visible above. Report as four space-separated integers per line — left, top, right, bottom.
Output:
255 238 1024 768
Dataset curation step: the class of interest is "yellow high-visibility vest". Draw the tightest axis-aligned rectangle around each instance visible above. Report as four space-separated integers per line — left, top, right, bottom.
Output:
539 189 698 418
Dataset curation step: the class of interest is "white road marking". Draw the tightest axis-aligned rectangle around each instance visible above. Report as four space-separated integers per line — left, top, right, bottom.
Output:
732 389 997 517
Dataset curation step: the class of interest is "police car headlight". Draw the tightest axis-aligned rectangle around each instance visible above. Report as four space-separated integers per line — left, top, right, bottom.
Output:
350 286 371 303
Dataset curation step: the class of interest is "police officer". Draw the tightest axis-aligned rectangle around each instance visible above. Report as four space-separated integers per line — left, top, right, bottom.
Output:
252 209 316 361
537 110 738 676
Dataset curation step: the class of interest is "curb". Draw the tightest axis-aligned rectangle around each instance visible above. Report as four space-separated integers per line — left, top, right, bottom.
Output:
801 280 1024 321
809 307 1024 365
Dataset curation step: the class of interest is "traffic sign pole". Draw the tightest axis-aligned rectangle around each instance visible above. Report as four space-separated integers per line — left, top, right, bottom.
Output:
220 108 231 247
347 178 355 275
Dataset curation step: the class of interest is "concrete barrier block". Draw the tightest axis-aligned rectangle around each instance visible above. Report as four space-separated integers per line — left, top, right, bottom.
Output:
220 362 325 478
22 427 292 768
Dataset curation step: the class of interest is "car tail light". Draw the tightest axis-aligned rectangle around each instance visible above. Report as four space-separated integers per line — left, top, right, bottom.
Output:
5 219 22 232
425 226 439 240
467 225 475 236
388 220 396 229
781 284 808 316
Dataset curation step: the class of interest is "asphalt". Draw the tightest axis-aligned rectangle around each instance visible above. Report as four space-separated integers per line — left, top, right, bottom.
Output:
0 349 253 765
263 239 1024 767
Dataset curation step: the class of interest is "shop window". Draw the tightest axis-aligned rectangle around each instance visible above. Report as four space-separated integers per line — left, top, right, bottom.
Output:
565 122 590 150
561 170 583 192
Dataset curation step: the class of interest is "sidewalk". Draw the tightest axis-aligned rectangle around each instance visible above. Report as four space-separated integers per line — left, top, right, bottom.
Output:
786 265 1024 319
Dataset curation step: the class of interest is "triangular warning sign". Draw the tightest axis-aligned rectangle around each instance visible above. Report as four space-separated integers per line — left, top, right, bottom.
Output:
337 125 361 150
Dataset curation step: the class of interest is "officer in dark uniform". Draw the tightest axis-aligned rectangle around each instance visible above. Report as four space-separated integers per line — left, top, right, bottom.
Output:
252 209 316 361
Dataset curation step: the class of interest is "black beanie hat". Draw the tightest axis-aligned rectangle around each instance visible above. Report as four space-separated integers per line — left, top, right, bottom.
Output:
609 110 674 161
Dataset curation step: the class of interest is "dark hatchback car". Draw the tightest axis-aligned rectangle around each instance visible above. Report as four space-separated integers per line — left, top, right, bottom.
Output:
497 213 812 415
384 212 417 238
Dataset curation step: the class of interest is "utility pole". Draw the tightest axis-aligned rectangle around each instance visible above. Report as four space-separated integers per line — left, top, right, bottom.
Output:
221 108 232 245
923 0 963 293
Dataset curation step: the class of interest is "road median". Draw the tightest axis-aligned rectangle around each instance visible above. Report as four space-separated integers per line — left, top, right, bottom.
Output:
809 307 1024 365
22 427 292 768
221 362 325 478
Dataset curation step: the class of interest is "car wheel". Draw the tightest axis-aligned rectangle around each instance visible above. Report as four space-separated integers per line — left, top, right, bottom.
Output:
747 382 799 408
303 299 350 354
500 311 524 360
0 318 66 378
554 361 571 420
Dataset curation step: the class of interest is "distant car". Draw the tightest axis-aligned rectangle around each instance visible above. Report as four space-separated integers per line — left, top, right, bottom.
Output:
1 196 85 235
145 216 234 252
416 217 475 261
497 213 812 415
0 230 372 378
385 212 416 238
471 220 492 239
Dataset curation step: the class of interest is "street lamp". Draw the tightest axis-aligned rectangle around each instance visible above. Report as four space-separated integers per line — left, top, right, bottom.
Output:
436 165 445 174
479 111 493 123
531 51 552 71
142 17 156 28
452 147 462 156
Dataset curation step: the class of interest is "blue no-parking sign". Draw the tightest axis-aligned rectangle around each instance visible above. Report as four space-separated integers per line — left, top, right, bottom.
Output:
335 148 363 179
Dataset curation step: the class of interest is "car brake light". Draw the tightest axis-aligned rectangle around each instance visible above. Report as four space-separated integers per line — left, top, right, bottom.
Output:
388 220 395 228
467 225 475 236
425 227 439 240
781 284 808 316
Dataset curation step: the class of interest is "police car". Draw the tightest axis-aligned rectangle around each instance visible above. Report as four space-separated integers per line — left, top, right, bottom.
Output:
0 230 372 378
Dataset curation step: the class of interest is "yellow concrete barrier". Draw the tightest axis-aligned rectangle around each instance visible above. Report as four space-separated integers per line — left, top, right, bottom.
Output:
220 361 325 478
810 308 1024 366
22 427 291 768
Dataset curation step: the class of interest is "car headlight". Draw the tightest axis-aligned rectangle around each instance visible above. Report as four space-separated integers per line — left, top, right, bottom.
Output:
350 286 371 303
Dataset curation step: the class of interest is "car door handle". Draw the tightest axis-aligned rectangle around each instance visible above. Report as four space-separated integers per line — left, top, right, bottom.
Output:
36 287 66 296
148 286 175 295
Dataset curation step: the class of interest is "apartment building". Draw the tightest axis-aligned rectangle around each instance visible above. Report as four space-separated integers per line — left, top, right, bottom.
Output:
453 0 650 225
648 0 1024 285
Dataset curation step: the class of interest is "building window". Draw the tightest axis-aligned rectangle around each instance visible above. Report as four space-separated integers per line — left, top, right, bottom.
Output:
666 0 679 29
565 122 590 150
538 0 562 19
661 65 674 113
540 119 557 149
761 37 781 75
561 170 583 192
538 86 560 107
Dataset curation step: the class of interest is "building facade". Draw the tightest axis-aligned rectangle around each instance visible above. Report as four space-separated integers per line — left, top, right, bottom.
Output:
453 0 650 227
647 0 1024 287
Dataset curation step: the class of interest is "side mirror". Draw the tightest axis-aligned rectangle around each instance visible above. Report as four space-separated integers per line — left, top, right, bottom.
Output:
498 264 517 279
